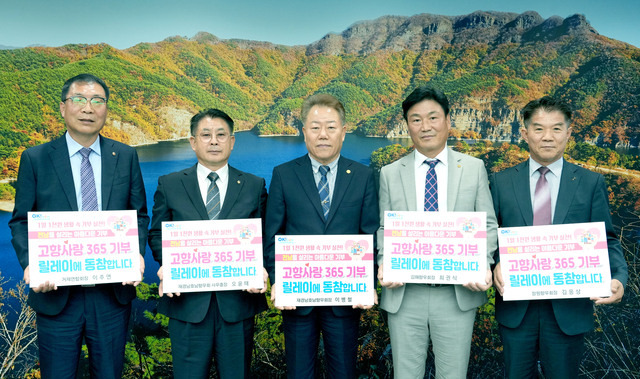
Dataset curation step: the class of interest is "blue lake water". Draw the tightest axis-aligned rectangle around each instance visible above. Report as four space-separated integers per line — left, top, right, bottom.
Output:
0 133 410 286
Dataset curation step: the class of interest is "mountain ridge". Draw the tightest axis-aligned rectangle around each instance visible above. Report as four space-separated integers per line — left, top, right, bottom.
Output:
1 10 639 178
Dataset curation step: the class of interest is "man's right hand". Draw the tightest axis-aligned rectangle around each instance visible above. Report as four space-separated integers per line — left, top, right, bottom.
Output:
24 265 57 293
377 264 404 289
157 266 180 297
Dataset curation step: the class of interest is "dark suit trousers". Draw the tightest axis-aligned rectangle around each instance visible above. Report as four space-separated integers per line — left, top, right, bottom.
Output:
499 300 585 379
36 285 131 379
283 307 360 379
168 292 255 379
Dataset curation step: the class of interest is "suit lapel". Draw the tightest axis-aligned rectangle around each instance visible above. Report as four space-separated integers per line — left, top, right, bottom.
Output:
447 149 462 211
327 157 354 224
513 161 534 225
554 161 580 224
48 137 78 210
399 153 416 211
100 136 116 209
293 156 325 221
181 165 209 220
219 166 244 219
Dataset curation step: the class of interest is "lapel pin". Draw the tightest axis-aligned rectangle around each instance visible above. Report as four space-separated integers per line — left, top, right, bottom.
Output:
237 180 241 184
457 164 461 168
572 177 576 181
346 169 351 174
112 152 116 156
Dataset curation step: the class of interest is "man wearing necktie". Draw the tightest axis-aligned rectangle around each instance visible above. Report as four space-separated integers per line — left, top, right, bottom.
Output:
376 86 498 378
148 109 268 378
490 97 628 378
265 94 379 378
9 74 149 378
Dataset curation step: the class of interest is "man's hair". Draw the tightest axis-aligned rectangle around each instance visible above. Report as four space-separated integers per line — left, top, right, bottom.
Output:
61 74 110 102
190 109 235 136
402 86 450 121
301 94 346 126
521 96 572 128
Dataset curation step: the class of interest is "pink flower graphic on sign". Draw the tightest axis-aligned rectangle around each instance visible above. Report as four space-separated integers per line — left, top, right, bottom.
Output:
345 240 369 261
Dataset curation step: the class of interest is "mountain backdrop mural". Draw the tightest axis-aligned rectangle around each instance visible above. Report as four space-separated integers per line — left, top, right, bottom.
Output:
1 10 639 178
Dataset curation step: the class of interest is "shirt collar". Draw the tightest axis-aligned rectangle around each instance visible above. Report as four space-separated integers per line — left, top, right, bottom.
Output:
309 154 339 174
529 157 563 177
414 147 448 169
66 132 101 157
197 163 229 183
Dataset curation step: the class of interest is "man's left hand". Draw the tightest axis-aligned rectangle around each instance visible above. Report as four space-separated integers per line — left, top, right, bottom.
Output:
463 269 493 292
123 254 145 286
591 279 624 305
353 291 378 310
246 268 268 294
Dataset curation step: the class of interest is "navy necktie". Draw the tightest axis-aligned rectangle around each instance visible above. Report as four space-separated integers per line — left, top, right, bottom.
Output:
80 147 98 211
424 160 439 212
318 165 330 220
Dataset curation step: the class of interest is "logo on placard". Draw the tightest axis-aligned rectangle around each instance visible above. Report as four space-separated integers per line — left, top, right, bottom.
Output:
457 217 480 236
575 228 601 249
234 224 258 244
109 215 132 233
346 240 369 261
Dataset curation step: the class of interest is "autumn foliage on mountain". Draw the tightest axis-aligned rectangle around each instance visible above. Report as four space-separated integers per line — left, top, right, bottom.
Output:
1 11 640 179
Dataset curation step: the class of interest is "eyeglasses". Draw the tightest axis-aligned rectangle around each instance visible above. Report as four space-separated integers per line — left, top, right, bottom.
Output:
196 132 231 143
64 96 108 107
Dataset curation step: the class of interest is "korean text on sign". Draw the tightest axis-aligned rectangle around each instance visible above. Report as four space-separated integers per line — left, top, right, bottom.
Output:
275 235 374 307
382 211 487 284
27 210 141 287
498 222 612 300
161 218 263 293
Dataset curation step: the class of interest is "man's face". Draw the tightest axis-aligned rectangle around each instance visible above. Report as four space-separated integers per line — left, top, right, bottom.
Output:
406 99 451 158
302 105 346 165
521 109 571 166
190 117 235 171
60 81 108 145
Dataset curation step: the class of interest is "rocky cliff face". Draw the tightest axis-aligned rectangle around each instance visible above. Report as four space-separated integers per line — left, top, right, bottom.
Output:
307 11 598 55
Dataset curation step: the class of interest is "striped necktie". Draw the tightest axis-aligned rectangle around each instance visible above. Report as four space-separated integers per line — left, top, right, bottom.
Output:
206 172 221 220
318 165 330 220
80 147 98 211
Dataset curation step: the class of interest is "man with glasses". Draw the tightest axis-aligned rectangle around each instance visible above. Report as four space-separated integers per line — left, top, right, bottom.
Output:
265 94 379 378
9 73 149 378
149 109 268 378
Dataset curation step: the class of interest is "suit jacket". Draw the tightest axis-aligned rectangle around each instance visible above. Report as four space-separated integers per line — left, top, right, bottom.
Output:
377 149 498 313
148 164 268 323
490 159 628 335
265 155 380 317
9 135 149 316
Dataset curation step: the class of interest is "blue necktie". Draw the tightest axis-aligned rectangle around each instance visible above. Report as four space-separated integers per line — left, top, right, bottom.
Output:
318 165 330 220
424 160 439 212
206 172 221 220
80 147 98 211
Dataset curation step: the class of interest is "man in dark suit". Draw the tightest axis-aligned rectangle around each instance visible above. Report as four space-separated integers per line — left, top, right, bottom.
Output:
264 94 379 378
9 73 149 379
148 109 268 378
491 96 628 378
